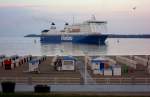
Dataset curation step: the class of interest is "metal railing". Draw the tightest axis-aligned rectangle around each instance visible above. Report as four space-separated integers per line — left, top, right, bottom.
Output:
0 77 150 85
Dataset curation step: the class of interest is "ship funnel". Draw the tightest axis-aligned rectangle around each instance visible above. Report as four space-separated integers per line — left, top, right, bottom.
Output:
51 22 55 25
65 22 69 25
50 22 56 29
64 22 70 32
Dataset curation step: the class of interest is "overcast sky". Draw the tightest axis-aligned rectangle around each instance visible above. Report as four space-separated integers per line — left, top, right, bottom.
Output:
0 0 150 36
0 0 149 12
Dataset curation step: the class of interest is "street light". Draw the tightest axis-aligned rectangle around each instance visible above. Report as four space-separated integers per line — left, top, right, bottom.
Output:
84 51 88 84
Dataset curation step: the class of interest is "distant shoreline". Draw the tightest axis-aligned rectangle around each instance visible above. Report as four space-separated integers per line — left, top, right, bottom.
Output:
24 34 41 37
107 34 150 38
24 34 150 38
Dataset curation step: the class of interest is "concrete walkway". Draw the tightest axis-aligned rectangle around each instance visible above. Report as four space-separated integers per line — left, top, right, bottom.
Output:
1 84 150 92
51 84 150 92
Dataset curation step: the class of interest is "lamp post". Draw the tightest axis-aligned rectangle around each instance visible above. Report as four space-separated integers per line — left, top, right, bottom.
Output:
84 51 88 84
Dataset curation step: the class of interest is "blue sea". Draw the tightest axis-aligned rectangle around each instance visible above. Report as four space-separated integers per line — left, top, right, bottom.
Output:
0 7 150 56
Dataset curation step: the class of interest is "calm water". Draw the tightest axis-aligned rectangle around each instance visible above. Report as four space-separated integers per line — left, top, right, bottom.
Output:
0 36 150 56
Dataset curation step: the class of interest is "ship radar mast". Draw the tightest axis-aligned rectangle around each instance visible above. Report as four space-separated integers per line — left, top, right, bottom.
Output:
91 15 96 21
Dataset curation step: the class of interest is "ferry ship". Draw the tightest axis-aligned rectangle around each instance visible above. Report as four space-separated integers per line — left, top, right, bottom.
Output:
40 16 108 45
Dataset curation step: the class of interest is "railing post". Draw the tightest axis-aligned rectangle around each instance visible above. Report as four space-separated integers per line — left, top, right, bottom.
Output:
28 75 32 85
